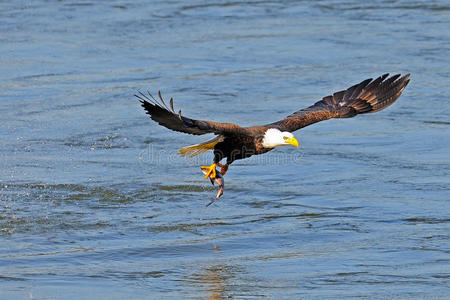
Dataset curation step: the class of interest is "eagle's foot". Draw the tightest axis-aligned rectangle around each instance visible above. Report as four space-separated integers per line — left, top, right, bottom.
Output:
201 163 217 179
217 163 229 176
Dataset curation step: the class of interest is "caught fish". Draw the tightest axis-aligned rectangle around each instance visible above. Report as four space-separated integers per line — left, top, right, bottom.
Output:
201 167 224 207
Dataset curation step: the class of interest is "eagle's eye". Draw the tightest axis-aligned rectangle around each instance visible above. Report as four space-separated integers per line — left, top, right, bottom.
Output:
283 136 289 140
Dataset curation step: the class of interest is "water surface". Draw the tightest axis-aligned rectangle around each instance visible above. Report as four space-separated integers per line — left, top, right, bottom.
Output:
1 0 449 299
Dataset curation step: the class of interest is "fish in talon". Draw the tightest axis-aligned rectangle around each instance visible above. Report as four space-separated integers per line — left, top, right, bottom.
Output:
201 168 224 206
205 185 224 207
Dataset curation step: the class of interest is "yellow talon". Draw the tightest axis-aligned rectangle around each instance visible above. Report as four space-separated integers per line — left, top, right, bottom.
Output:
201 163 217 179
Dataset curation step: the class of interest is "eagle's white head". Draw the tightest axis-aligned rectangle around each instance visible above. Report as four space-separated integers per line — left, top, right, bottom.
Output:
262 128 299 149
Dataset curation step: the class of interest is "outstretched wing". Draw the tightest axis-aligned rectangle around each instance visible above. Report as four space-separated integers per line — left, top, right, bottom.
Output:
266 73 410 132
137 91 247 136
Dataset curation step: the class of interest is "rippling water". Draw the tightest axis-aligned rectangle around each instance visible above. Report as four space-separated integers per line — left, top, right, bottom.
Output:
1 0 449 298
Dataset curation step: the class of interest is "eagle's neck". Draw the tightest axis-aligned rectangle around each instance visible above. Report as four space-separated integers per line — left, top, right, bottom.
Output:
262 128 284 148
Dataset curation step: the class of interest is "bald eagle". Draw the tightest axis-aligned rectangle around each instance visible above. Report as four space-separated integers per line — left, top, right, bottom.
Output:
138 73 410 181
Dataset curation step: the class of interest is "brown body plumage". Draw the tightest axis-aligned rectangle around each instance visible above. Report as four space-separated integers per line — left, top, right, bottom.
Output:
138 73 410 175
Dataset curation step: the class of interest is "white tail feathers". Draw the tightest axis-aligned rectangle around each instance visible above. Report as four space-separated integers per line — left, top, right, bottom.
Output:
178 136 224 157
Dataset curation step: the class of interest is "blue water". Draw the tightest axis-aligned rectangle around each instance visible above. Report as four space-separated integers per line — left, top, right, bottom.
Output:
1 1 449 299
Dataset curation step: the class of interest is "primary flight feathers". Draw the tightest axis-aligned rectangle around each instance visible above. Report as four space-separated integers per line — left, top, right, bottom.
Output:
267 73 410 131
136 90 245 136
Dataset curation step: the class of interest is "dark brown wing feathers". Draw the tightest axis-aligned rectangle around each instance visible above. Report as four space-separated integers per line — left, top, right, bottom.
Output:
136 91 247 136
266 73 410 132
139 73 409 137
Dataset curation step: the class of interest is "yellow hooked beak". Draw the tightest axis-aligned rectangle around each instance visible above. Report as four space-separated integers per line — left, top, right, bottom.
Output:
285 137 299 148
